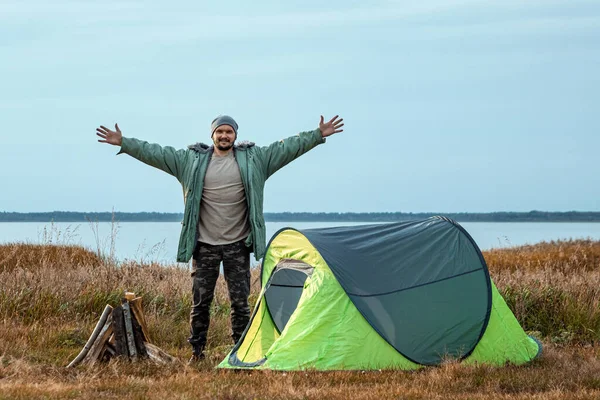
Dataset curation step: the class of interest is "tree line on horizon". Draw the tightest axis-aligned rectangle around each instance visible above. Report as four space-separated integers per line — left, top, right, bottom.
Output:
1 211 599 223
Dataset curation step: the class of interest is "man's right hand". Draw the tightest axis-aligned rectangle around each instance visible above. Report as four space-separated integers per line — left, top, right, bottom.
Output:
96 124 123 146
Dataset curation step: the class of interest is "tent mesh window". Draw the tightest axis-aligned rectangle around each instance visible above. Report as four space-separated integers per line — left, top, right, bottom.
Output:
265 259 314 333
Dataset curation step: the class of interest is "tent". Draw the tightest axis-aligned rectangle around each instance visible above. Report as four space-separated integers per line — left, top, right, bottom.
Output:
218 216 542 370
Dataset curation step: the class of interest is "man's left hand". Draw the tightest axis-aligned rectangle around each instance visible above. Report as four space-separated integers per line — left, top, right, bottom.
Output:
319 115 344 138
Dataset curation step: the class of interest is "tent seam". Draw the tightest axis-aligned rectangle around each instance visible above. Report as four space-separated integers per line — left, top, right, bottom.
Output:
346 267 484 298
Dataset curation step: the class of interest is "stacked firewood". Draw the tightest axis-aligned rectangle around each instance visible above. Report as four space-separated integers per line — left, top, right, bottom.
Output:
67 292 177 367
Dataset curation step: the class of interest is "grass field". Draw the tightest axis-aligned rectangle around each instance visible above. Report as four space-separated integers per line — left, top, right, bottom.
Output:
0 239 599 399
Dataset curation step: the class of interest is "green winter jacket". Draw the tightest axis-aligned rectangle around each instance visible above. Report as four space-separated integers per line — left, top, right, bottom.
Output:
117 129 325 262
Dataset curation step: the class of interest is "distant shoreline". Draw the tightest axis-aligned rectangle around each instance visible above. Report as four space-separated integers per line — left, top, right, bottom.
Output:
1 211 600 223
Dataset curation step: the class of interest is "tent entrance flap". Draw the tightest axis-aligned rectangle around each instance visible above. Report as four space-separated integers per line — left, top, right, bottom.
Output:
227 259 313 368
265 260 314 333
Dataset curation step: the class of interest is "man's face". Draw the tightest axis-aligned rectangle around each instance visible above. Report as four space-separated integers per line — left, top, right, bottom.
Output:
212 125 236 151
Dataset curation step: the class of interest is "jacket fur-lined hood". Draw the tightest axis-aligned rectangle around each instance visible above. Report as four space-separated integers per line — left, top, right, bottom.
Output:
187 140 255 153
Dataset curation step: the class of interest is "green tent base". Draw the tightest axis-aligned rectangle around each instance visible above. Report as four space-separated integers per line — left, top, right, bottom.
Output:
219 217 541 370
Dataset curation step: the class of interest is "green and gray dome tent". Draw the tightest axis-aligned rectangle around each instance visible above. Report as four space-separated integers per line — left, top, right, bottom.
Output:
218 216 542 370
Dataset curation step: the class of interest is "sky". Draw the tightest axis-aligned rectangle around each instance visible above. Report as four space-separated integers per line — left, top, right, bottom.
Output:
1 0 599 213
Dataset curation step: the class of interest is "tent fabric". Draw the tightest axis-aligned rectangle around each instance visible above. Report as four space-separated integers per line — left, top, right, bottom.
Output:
298 217 491 365
219 217 542 371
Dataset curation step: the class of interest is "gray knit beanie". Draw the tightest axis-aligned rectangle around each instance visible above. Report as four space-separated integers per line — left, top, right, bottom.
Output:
211 115 238 137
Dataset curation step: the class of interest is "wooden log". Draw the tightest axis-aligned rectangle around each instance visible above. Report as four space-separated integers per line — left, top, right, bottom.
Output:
122 301 138 359
144 342 178 364
130 310 148 358
82 314 114 366
112 306 129 357
66 305 113 368
129 297 150 342
104 342 116 358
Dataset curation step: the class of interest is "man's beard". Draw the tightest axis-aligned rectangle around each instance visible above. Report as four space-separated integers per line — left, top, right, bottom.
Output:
216 141 234 151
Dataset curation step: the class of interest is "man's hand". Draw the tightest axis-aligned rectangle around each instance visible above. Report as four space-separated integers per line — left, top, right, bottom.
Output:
96 124 123 146
319 115 344 138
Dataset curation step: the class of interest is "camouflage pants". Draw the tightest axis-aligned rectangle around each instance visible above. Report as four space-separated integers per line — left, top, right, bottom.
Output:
188 239 251 350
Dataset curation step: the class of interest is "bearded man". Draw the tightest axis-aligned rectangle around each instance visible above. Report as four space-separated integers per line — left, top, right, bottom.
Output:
96 114 344 361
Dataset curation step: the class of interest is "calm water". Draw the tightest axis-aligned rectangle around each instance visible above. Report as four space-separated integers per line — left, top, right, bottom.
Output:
1 221 600 265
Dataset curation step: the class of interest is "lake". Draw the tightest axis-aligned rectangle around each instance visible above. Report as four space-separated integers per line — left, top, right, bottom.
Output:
1 221 600 265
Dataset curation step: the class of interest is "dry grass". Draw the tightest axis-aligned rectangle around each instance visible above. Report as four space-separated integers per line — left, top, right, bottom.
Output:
485 239 600 274
0 243 102 271
0 346 598 399
485 240 600 344
0 239 599 399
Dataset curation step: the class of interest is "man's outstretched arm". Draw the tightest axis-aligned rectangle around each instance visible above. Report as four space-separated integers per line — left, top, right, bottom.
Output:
259 115 344 178
96 123 188 180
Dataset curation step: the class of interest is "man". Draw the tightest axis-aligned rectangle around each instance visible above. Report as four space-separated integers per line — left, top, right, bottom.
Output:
96 114 344 361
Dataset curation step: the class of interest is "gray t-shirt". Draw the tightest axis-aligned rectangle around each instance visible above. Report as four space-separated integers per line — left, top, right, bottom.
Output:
197 151 251 245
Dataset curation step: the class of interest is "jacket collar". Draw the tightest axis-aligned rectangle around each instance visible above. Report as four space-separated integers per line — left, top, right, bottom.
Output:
187 142 211 152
